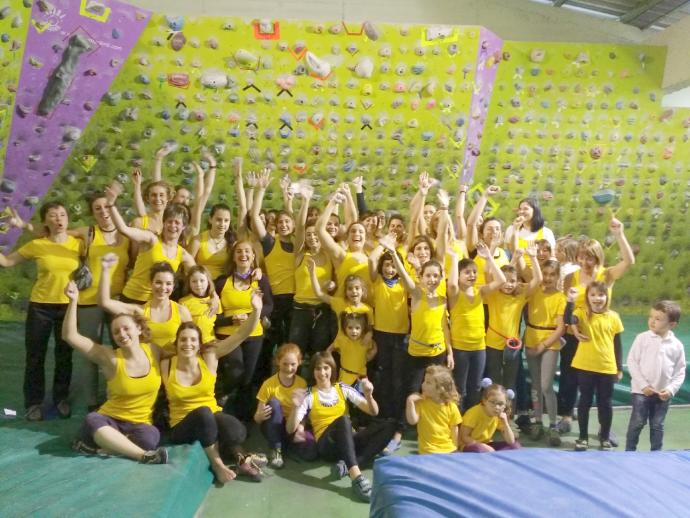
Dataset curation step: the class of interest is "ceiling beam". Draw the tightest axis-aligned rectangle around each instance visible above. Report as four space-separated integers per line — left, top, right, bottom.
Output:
552 0 568 6
620 0 666 23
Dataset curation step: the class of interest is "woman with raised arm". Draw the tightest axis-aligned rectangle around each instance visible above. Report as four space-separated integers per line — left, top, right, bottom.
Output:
504 197 555 261
105 183 195 304
163 290 265 483
63 281 168 464
0 202 83 421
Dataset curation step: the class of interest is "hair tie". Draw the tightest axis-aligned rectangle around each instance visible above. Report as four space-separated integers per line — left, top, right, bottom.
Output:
506 389 516 401
480 377 493 389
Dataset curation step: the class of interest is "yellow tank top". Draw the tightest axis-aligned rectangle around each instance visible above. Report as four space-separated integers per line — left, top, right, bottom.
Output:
450 286 486 351
122 240 183 302
144 301 182 354
196 230 229 280
294 252 332 305
217 277 262 337
443 240 465 279
571 268 610 311
264 238 295 295
98 343 161 424
372 278 409 334
80 227 130 305
335 336 368 385
474 248 509 286
310 383 348 440
164 356 222 427
335 252 369 298
139 214 162 236
408 295 447 357
179 294 219 344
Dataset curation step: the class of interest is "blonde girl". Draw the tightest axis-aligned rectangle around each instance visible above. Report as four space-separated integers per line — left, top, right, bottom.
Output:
406 365 462 454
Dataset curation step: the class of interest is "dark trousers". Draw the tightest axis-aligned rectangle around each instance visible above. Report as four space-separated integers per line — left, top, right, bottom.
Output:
317 415 396 469
260 398 318 460
268 294 293 347
216 335 263 421
170 406 246 462
557 334 579 416
406 352 446 396
373 331 408 430
24 302 72 408
289 302 333 355
576 369 615 441
484 347 520 391
625 393 670 451
453 349 486 412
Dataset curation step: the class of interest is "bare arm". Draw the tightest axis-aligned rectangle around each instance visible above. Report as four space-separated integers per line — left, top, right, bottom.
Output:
250 168 271 240
405 393 422 425
368 243 385 282
466 185 500 252
307 257 332 304
341 183 358 227
605 217 635 282
354 379 378 416
455 184 469 241
233 158 248 229
294 184 313 254
380 235 418 296
208 290 262 361
478 243 507 296
435 190 451 262
98 253 144 316
280 175 295 218
105 183 157 246
0 251 26 268
131 168 147 218
315 192 347 263
524 243 543 295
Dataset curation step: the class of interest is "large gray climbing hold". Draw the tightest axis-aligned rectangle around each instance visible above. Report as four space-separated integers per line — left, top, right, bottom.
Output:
37 34 92 116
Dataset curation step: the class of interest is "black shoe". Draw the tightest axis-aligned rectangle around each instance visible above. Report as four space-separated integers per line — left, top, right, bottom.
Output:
140 447 168 464
56 400 71 419
72 439 99 455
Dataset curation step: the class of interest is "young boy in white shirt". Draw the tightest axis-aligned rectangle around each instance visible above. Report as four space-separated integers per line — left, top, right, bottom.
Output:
625 300 686 451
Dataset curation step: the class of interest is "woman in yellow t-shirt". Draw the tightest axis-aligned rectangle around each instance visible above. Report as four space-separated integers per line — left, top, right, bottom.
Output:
254 343 315 468
0 202 83 421
62 282 167 464
164 296 264 483
288 352 395 503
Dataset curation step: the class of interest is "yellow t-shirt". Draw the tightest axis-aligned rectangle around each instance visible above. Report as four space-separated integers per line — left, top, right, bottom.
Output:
294 253 332 305
485 291 528 350
335 252 369 298
18 236 82 303
474 248 509 287
415 397 462 454
571 309 623 375
144 301 182 354
263 236 295 295
330 297 373 350
98 343 161 424
408 295 448 357
334 335 369 385
372 278 410 334
256 373 307 420
460 403 499 450
524 289 566 349
443 240 465 281
195 230 229 280
164 356 222 427
450 286 486 351
217 277 262 337
179 294 221 344
79 227 130 305
122 240 183 302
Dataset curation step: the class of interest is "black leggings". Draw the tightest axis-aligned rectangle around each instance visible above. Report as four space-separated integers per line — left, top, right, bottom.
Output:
317 415 395 470
170 406 246 462
557 334 579 416
216 335 263 420
576 370 615 441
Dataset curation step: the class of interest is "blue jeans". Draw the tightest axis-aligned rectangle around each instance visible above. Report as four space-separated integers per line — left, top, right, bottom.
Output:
453 349 486 412
625 393 670 451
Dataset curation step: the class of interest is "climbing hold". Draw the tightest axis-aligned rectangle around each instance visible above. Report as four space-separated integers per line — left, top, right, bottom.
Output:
170 32 186 51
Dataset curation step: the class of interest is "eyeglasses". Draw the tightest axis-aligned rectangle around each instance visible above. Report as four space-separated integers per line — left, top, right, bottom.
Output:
486 399 506 407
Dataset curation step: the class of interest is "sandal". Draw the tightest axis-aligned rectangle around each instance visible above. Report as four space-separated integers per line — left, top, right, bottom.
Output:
25 404 43 422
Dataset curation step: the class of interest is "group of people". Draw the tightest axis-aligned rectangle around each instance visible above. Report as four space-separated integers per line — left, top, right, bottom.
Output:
0 144 685 503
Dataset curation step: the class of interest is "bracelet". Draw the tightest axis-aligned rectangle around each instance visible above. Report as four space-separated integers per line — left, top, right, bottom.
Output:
439 206 449 211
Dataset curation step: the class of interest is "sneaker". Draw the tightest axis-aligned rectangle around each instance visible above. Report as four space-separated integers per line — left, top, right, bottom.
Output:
140 447 168 464
529 422 544 441
269 448 284 469
331 459 347 480
71 439 99 455
574 439 588 452
236 458 262 482
548 427 562 447
56 400 71 419
381 438 401 456
599 439 613 451
245 452 268 468
599 429 619 448
556 418 571 434
352 474 372 502
25 404 43 422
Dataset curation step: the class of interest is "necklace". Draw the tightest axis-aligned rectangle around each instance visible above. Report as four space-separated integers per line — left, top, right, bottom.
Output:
209 233 226 249
99 226 117 233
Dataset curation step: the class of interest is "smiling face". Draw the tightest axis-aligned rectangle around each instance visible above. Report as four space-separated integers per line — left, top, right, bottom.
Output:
413 241 431 265
148 185 169 212
173 187 192 206
326 215 340 238
189 270 209 297
44 205 68 235
110 315 142 349
388 217 405 238
313 360 333 387
91 197 112 229
482 219 502 244
345 278 364 304
421 263 442 293
163 216 186 240
151 271 175 300
344 320 364 341
347 223 366 250
423 204 436 225
459 263 478 288
278 352 300 379
541 265 559 291
500 271 519 295
176 327 201 357
305 226 320 251
587 287 608 313
275 213 294 237
381 258 397 280
517 201 534 224
209 208 231 236
361 215 378 236
577 252 599 274
233 241 255 272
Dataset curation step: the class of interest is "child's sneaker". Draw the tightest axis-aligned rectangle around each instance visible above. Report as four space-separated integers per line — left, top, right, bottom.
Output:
598 429 619 448
574 439 588 452
548 427 562 447
556 418 571 434
352 474 372 502
331 459 347 479
529 422 544 441
599 439 613 451
140 447 168 464
381 438 401 456
269 448 284 469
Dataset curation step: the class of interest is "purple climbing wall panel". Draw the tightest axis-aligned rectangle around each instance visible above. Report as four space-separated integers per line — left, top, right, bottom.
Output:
462 27 502 184
0 0 150 248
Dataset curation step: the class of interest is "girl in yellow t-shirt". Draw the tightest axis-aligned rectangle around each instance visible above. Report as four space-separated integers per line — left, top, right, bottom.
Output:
179 266 221 345
406 365 462 454
328 313 377 386
524 259 566 445
254 343 315 468
565 282 624 452
460 381 520 453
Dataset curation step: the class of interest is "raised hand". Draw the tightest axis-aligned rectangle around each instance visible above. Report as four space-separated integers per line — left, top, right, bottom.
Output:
300 182 314 200
359 377 374 396
352 176 364 193
201 150 216 168
525 241 538 258
246 171 258 188
486 185 501 196
105 180 123 205
155 143 174 159
609 216 624 236
437 189 450 208
378 233 397 251
475 241 491 259
257 168 271 189
131 168 142 187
